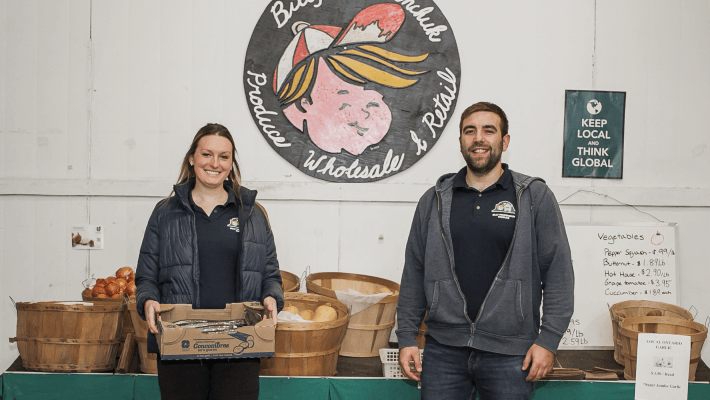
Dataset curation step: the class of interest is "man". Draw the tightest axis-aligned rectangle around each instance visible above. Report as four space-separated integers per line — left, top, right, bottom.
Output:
396 102 574 399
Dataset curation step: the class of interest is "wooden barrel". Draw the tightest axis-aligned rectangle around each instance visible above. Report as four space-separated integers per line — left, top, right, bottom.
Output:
127 303 158 374
10 301 124 372
82 292 135 356
260 292 350 376
609 300 692 365
618 316 707 381
281 270 301 293
306 272 399 357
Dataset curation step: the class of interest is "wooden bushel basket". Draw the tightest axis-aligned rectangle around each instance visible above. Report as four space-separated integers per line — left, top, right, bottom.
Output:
127 303 158 374
260 292 350 376
82 292 135 356
618 316 707 381
609 300 692 365
10 301 124 372
306 272 399 357
281 270 301 293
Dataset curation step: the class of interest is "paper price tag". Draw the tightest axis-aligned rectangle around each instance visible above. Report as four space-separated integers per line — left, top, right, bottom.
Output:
635 333 689 400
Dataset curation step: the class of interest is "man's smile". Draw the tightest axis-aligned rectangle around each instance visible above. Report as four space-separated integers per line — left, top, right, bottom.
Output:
469 145 491 156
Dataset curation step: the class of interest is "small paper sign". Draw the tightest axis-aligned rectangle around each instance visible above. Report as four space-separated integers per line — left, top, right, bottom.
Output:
634 333 690 400
70 225 104 250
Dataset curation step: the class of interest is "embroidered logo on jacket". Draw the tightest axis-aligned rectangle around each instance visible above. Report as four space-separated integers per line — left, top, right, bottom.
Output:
492 201 516 220
227 218 240 232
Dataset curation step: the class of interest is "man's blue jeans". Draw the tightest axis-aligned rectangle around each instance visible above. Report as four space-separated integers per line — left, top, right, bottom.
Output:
421 337 535 400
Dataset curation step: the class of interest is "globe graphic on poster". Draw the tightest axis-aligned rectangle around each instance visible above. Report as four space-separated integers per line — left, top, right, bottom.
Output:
587 99 602 115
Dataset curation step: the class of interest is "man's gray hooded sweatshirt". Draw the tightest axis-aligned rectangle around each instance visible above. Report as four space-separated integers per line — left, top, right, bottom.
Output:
396 169 574 355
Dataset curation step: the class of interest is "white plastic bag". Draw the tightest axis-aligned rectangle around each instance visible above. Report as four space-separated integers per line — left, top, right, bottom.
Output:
277 310 313 323
334 288 391 315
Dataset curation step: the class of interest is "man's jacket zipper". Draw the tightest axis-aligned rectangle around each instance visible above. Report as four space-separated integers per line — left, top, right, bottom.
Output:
435 191 474 335
472 184 528 333
436 182 530 340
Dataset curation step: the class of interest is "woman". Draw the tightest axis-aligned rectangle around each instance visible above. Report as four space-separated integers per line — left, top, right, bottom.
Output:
135 123 283 400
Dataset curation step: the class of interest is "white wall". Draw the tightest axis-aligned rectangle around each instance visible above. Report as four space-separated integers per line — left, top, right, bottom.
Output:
1 0 709 371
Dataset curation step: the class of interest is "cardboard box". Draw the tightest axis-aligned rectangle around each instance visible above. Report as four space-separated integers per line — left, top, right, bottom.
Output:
156 302 275 360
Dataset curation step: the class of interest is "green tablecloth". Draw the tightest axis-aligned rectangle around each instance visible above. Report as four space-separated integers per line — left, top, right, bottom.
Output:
2 372 709 399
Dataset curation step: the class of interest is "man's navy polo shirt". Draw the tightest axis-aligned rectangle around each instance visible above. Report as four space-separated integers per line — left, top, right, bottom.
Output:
189 189 241 310
451 164 518 322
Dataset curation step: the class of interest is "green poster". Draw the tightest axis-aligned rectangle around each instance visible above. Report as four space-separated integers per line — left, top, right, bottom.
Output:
563 90 626 178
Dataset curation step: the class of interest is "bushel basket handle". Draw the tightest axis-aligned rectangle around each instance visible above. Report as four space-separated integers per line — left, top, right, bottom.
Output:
609 308 617 321
688 305 698 320
301 266 310 291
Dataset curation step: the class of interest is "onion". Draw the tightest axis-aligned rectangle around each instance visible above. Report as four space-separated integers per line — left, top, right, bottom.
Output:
81 267 137 299
105 282 120 296
115 278 128 289
126 281 137 296
92 285 107 297
116 267 133 280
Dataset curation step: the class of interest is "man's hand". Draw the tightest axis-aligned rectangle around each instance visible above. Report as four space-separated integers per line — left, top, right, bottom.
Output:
522 344 555 382
263 296 278 325
399 346 422 381
144 300 161 334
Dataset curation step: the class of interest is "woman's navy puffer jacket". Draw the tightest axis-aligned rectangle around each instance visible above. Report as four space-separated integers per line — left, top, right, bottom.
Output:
135 181 284 321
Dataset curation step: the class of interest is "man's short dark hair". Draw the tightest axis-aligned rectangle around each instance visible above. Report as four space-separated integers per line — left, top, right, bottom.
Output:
459 102 509 137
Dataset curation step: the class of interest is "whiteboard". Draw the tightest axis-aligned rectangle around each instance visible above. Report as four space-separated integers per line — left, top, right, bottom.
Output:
559 223 679 349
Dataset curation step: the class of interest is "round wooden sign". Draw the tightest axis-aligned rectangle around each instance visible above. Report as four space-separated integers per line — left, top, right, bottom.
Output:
244 0 461 182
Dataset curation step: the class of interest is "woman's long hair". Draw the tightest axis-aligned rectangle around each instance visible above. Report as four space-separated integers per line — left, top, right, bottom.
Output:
165 123 242 205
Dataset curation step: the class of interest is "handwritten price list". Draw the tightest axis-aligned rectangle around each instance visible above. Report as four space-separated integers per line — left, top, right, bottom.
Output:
562 226 678 348
603 246 675 297
561 318 589 346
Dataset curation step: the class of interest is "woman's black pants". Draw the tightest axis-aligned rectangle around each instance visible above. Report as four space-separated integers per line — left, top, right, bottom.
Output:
156 357 260 400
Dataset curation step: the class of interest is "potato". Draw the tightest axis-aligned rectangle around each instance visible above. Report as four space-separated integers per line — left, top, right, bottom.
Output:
313 305 337 322
298 310 314 320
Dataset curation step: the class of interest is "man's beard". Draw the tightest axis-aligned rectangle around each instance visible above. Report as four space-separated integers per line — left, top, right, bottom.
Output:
460 140 503 175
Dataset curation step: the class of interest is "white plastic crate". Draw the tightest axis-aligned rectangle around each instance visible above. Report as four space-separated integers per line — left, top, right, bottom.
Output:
379 348 424 379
